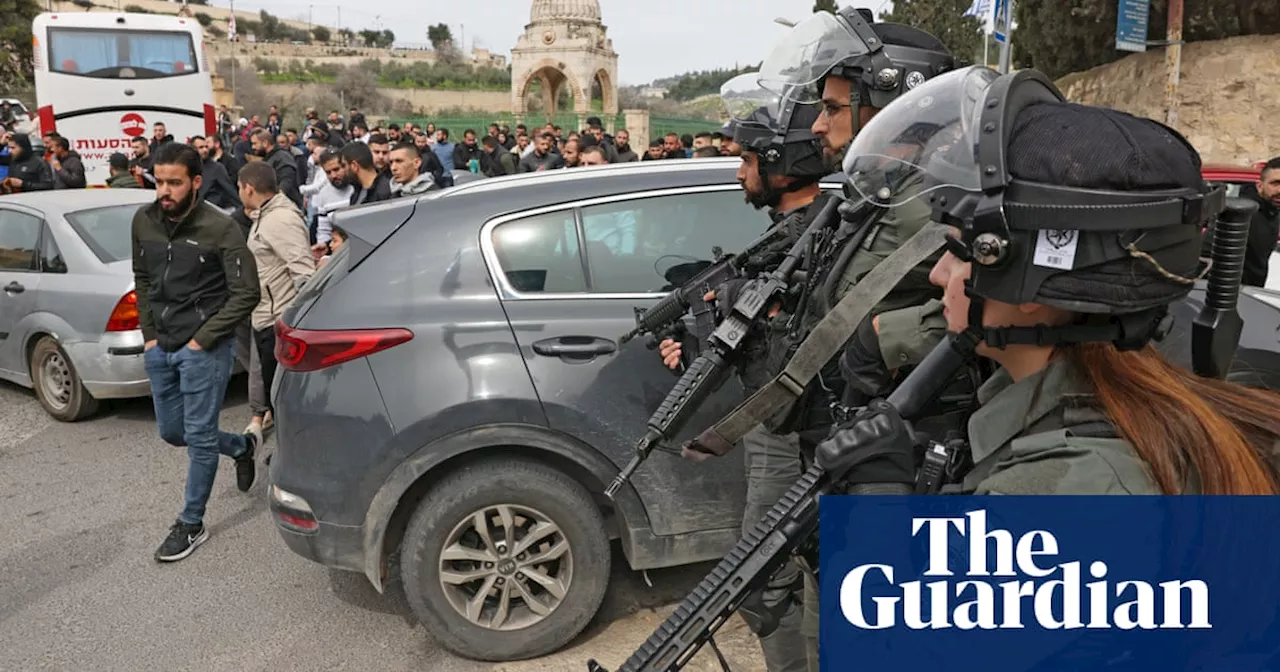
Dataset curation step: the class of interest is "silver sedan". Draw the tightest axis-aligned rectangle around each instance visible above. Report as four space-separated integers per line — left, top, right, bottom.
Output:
0 189 157 421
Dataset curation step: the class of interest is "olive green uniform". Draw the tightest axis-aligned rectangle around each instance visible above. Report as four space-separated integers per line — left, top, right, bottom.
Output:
797 176 948 659
963 357 1161 495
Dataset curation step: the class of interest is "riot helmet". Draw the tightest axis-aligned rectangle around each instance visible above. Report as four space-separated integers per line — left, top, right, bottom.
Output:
720 73 827 182
842 65 1225 351
757 7 954 133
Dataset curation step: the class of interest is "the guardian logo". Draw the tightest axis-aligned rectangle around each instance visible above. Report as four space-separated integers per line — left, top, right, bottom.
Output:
840 510 1211 631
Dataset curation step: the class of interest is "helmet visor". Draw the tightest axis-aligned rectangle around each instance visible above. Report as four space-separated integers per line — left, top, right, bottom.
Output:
758 12 870 104
842 66 997 207
720 73 780 125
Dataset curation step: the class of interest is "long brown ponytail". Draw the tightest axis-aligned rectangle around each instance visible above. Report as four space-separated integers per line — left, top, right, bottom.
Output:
1066 343 1280 495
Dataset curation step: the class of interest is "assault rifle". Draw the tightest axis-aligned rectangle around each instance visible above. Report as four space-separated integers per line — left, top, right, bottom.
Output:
603 195 844 500
619 217 807 349
588 333 979 672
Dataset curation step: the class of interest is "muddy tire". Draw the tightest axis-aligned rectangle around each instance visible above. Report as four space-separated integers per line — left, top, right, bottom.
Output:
401 457 610 661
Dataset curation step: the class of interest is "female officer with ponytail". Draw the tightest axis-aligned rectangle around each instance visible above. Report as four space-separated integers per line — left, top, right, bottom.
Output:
817 64 1280 497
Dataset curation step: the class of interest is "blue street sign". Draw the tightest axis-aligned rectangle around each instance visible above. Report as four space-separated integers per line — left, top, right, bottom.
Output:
1116 0 1151 52
992 0 1009 44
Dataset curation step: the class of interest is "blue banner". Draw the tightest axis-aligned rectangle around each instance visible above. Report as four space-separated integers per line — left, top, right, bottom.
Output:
1116 0 1151 52
819 496 1280 671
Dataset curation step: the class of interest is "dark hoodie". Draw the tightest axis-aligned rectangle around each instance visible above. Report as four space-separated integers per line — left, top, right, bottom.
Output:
1 133 54 193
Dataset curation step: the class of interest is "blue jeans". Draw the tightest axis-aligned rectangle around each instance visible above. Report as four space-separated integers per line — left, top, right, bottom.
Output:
144 337 248 526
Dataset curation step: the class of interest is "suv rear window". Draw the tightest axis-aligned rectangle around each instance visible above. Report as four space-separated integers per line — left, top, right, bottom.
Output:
65 204 142 263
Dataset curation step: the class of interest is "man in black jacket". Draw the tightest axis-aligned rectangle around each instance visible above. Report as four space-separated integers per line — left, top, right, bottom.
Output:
131 142 261 563
191 135 242 213
1 133 54 193
1244 158 1280 287
452 128 486 174
251 129 303 209
47 134 86 189
341 141 393 205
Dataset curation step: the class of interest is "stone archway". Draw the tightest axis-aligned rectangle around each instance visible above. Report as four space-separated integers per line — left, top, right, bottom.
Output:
514 59 587 118
593 68 618 115
510 0 619 125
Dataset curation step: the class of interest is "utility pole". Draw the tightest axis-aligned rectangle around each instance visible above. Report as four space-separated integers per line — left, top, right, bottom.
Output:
337 6 342 45
1163 0 1184 127
307 4 312 36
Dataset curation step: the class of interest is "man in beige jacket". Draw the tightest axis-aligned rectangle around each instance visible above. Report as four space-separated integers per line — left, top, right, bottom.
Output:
236 161 316 450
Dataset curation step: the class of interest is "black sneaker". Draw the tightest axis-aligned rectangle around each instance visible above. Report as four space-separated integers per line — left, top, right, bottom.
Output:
155 520 209 562
236 429 259 492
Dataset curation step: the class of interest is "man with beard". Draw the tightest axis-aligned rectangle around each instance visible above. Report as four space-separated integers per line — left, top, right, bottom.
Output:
190 135 241 214
130 136 156 188
613 129 638 162
673 11 956 668
517 133 565 173
340 140 393 205
130 142 261 562
304 149 354 248
47 134 86 189
452 129 486 174
560 138 582 168
412 131 446 187
656 94 830 672
250 129 302 209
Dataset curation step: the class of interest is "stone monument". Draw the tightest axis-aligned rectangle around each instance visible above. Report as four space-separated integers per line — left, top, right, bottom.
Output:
510 0 620 131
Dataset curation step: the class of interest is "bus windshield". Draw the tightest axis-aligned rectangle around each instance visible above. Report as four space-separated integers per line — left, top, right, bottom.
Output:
47 27 198 79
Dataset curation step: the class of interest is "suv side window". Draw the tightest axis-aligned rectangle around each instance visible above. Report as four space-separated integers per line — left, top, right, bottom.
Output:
579 189 772 294
491 210 586 293
0 209 41 271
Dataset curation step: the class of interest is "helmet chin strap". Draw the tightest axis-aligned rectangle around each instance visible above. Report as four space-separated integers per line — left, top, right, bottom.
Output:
961 285 1172 352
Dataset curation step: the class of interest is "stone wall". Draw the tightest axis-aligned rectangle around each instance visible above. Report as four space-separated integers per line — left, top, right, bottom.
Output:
208 41 441 71
259 83 511 115
46 0 313 33
1056 33 1280 166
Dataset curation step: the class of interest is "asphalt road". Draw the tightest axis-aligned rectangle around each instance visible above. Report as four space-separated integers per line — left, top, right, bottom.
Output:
0 375 765 672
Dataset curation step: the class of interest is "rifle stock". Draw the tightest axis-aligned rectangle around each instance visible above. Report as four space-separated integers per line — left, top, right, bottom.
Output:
589 333 978 672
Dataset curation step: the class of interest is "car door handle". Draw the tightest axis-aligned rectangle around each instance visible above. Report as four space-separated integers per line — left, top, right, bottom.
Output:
532 336 617 357
4 282 24 294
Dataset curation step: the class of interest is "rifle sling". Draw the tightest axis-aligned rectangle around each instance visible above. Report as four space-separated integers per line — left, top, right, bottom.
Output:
695 222 949 452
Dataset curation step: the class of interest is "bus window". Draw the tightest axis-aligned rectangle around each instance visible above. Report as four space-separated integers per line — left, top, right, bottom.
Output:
47 28 197 78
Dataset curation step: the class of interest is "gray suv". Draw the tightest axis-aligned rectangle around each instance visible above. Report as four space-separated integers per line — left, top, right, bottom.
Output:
266 158 841 661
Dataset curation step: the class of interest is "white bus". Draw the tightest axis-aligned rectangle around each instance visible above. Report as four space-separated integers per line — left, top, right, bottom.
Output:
32 12 216 186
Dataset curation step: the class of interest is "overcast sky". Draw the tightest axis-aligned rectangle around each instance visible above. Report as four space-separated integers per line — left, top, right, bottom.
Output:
215 0 897 85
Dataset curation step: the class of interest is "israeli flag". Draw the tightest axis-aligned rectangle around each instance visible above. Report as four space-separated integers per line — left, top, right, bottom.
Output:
965 0 999 35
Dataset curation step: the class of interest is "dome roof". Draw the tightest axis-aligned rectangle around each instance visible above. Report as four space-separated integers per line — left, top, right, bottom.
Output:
530 0 601 23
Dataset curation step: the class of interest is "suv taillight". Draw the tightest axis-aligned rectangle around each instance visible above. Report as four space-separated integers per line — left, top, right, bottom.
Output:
105 291 139 331
274 319 413 372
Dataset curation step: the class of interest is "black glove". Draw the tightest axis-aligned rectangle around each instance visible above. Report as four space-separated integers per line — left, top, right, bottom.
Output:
713 277 752 316
840 314 893 408
815 399 918 486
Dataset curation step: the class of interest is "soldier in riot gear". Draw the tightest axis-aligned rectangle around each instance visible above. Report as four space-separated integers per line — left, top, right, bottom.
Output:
750 8 959 415
820 65 1280 513
669 14 955 660
656 74 831 672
